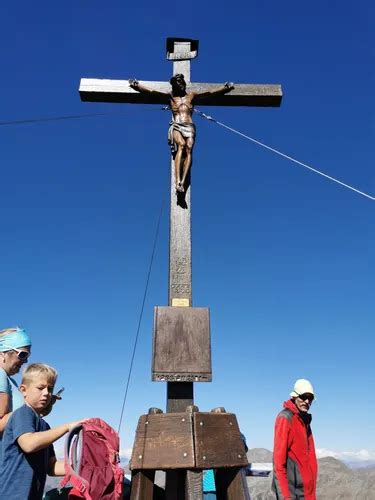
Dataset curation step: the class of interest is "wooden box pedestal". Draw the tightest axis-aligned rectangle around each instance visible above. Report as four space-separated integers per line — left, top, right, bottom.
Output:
129 407 250 500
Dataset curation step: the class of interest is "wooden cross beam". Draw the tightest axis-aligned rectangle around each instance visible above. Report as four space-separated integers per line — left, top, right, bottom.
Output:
79 36 282 107
79 79 282 107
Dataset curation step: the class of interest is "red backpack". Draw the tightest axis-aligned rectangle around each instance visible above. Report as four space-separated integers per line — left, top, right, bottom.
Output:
60 418 124 500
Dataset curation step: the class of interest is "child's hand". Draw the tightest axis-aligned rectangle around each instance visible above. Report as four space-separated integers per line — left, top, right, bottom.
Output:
67 419 89 432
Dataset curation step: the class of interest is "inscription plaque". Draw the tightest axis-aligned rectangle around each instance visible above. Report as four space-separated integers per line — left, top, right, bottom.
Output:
152 306 211 382
172 298 190 307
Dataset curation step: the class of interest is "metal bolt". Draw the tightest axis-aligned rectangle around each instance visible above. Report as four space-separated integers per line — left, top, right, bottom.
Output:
183 452 188 457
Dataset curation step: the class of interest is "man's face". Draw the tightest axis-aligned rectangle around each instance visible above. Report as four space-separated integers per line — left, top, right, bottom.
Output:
173 77 186 93
294 393 314 413
21 375 54 413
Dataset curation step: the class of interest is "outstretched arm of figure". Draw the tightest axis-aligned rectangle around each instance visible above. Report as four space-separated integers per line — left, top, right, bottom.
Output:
193 82 235 99
129 79 168 97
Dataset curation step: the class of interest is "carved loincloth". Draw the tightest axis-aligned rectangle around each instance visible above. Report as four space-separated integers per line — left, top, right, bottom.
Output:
168 121 196 154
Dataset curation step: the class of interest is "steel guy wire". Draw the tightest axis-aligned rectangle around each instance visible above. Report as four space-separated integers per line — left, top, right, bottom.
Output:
194 108 375 202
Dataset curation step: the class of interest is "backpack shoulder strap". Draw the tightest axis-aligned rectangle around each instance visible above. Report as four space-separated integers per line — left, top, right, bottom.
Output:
60 425 93 500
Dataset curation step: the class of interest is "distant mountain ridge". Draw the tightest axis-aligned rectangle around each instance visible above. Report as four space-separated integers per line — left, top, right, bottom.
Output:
345 460 375 469
247 448 273 463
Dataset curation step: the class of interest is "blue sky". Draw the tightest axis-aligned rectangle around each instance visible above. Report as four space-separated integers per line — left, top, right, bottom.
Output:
1 1 374 460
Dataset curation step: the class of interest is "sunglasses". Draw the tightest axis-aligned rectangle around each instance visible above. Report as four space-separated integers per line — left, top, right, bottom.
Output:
297 393 314 403
11 348 30 361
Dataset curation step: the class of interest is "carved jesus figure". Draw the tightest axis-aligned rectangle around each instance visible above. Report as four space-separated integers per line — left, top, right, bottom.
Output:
129 74 234 193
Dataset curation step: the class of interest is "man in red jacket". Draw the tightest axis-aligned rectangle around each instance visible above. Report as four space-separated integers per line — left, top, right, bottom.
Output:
272 379 318 500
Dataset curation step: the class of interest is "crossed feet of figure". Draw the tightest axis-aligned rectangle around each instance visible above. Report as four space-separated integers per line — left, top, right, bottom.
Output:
176 181 185 193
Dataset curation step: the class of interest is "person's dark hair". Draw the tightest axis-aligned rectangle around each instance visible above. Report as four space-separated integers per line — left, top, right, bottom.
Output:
170 74 186 86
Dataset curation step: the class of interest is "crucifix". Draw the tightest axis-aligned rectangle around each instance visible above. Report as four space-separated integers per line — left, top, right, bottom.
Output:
129 74 234 194
80 37 282 499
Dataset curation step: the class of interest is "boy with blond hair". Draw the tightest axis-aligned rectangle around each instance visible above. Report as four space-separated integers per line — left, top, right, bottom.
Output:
0 363 83 500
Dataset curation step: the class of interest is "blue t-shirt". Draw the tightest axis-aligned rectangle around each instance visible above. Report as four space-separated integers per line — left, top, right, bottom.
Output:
0 367 24 412
0 404 55 500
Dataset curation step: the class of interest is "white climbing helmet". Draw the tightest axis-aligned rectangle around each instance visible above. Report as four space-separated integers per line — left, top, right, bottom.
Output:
290 379 315 398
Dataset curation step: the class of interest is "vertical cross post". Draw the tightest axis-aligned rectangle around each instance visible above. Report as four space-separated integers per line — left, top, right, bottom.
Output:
166 39 198 499
167 39 197 413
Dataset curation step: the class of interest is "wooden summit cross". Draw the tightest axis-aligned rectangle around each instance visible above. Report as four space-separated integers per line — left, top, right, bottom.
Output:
79 37 282 409
80 38 282 499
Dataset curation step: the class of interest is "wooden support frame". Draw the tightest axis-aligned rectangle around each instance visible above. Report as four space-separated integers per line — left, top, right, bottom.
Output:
129 407 249 498
130 409 248 471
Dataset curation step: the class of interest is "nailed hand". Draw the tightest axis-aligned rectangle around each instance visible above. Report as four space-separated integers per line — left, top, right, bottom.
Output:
129 79 139 90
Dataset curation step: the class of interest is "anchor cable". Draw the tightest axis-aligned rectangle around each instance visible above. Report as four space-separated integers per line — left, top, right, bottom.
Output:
194 108 375 202
0 107 159 127
117 194 165 433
